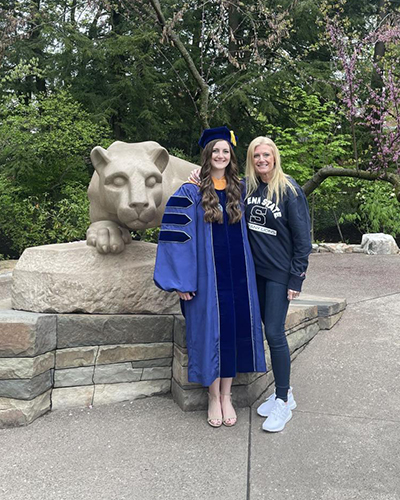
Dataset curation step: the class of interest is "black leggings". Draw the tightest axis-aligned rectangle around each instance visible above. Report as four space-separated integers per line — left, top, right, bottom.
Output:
256 275 291 401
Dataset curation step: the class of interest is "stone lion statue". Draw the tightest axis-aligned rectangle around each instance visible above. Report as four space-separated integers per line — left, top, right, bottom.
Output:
87 141 198 254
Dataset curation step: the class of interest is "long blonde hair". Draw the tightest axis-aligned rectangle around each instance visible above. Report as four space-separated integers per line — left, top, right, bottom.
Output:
245 136 297 206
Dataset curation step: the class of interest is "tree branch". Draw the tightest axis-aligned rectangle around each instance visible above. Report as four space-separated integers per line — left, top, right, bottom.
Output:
147 0 210 128
302 166 400 202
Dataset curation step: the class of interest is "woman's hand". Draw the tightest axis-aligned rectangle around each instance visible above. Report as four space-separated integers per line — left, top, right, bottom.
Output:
287 289 300 301
188 168 201 185
176 291 196 301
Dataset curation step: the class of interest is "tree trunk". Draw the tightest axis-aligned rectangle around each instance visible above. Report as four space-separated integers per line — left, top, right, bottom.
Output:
148 0 210 129
371 0 386 90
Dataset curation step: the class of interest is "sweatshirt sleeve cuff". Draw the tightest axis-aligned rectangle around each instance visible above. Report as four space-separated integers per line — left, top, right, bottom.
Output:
288 274 304 292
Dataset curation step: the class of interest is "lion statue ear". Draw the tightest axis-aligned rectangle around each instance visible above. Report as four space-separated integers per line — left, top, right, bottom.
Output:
91 146 111 172
151 147 169 173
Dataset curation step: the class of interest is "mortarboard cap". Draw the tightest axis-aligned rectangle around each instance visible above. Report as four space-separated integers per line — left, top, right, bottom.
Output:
198 126 237 149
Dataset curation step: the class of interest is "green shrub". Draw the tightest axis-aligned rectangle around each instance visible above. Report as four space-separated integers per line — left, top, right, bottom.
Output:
340 182 400 238
0 176 90 257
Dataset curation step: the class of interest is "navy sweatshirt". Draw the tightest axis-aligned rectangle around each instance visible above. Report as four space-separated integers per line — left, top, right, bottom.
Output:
244 178 312 291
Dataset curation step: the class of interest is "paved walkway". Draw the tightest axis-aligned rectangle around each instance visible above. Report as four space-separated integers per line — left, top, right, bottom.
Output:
1 254 399 500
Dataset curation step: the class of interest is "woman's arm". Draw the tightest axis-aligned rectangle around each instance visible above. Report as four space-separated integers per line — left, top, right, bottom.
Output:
287 188 312 293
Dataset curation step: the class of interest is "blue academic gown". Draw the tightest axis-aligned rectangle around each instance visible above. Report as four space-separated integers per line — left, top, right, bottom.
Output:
153 182 266 387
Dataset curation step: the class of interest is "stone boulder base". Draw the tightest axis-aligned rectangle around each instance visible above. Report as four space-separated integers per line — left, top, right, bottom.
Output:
12 240 180 314
361 233 399 255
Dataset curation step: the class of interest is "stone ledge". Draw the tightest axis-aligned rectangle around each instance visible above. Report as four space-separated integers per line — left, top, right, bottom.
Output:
0 370 53 400
54 366 95 388
55 346 98 369
0 310 56 357
0 389 51 428
93 379 171 406
0 351 54 379
319 310 345 330
285 304 318 330
52 386 94 411
287 321 321 353
11 241 180 314
53 363 173 388
57 314 174 349
97 343 173 365
294 294 347 317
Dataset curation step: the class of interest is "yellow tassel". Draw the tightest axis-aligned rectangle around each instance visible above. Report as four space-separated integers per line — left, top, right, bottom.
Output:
230 130 237 146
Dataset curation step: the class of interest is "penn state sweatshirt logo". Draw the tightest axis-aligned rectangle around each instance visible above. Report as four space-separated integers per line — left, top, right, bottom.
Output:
246 196 282 236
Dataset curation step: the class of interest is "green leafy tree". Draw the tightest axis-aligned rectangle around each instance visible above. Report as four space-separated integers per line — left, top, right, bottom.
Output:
0 88 110 196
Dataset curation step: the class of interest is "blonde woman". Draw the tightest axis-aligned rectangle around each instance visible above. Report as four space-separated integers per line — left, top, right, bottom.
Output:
154 127 266 428
245 137 311 432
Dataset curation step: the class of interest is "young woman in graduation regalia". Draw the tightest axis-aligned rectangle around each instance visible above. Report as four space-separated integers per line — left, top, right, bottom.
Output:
153 127 266 428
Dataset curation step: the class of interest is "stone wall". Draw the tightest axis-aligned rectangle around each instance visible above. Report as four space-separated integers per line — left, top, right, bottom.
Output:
0 295 346 428
0 310 56 427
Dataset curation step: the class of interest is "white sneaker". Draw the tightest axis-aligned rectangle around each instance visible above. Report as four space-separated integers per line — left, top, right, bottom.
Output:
262 398 292 432
257 387 297 417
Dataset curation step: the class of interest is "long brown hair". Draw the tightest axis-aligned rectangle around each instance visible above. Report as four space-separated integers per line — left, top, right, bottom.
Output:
200 139 242 224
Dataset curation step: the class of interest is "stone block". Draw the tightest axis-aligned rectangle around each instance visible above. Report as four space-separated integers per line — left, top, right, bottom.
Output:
233 372 265 386
0 273 12 301
93 363 142 384
233 372 274 407
0 370 53 400
173 345 188 367
361 233 399 255
97 343 172 365
131 357 172 368
54 366 95 388
287 321 321 354
284 304 318 330
0 298 12 310
93 379 171 406
0 389 51 428
142 367 172 380
319 310 345 330
285 316 319 337
57 314 174 348
294 294 347 318
173 315 186 348
12 241 181 314
0 351 54 379
0 310 56 357
52 386 94 410
55 346 98 369
172 358 202 388
171 379 207 411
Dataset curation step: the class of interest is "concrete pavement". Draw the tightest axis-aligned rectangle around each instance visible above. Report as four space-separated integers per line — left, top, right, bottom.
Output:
0 253 399 500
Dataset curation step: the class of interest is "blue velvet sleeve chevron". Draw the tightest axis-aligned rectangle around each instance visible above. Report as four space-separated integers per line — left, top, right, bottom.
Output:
153 183 199 293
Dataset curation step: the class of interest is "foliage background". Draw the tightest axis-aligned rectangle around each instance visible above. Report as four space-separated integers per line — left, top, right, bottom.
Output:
0 0 399 258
